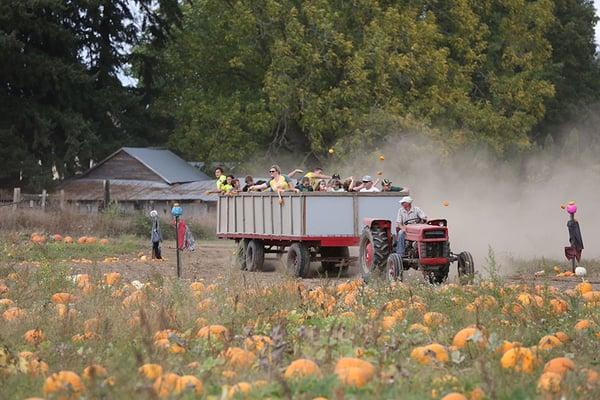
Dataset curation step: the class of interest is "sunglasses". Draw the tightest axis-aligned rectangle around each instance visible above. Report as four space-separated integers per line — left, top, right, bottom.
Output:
269 170 276 173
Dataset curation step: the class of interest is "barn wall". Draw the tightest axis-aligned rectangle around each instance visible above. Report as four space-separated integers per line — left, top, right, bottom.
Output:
70 200 216 219
85 151 163 182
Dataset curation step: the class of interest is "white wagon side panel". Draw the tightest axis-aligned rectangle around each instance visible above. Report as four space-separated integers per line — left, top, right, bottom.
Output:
305 196 355 236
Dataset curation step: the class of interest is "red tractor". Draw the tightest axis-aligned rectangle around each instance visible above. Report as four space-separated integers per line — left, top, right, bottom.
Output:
358 218 474 284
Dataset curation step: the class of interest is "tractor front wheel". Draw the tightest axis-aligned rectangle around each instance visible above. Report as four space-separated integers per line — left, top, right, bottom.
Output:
359 225 390 281
286 243 311 278
457 251 475 284
386 253 404 283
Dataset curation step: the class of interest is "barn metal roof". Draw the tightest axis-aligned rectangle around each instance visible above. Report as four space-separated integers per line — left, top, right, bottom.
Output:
61 179 218 202
121 147 210 184
80 147 211 184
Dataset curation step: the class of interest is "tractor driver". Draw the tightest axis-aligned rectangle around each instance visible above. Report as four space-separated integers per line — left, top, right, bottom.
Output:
396 196 427 256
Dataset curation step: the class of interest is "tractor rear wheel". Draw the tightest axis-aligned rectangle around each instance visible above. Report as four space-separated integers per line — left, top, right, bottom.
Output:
318 247 350 276
245 240 265 272
286 243 311 278
386 253 404 283
359 225 390 281
457 251 475 284
235 239 250 270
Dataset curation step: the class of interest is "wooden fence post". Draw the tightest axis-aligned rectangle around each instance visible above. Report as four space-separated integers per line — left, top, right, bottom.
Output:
41 189 47 211
103 180 111 206
13 188 20 210
59 190 65 210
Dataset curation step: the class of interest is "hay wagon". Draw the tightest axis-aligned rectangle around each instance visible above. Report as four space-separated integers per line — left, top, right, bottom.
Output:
216 191 408 277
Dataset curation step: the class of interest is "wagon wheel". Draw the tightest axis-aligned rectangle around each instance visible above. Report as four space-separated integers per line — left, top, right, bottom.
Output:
245 240 265 272
386 253 404 283
286 242 310 278
457 251 475 284
235 239 250 270
359 225 390 282
318 247 350 276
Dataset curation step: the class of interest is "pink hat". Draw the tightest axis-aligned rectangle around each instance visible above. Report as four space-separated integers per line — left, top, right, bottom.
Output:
566 203 577 214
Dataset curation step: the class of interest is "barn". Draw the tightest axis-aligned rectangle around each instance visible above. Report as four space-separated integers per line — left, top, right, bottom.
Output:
59 147 218 217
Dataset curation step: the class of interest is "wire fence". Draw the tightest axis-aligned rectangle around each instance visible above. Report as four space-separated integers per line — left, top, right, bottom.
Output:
0 189 66 210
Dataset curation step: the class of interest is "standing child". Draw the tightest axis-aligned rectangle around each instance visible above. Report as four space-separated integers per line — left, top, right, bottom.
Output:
150 210 162 259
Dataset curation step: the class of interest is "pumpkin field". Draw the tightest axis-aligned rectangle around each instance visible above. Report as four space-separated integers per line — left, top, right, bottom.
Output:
1 232 600 400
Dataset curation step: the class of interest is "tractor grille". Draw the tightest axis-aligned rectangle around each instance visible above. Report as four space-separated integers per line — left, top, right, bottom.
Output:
420 242 449 258
423 230 446 239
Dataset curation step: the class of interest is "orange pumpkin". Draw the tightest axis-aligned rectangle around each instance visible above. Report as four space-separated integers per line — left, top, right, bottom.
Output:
500 347 537 373
544 357 575 375
423 311 448 327
3 306 25 321
408 323 431 335
334 357 375 388
574 319 594 331
139 364 163 380
197 325 229 341
53 234 63 242
538 335 562 351
43 371 85 399
77 236 87 244
85 236 97 244
441 393 468 400
537 372 562 393
82 364 108 381
64 236 74 244
549 298 569 314
244 335 273 353
284 359 322 380
576 281 593 295
411 343 449 365
103 272 121 286
223 347 256 370
175 375 203 395
51 292 74 304
99 238 109 245
153 373 180 398
24 328 45 345
452 327 486 349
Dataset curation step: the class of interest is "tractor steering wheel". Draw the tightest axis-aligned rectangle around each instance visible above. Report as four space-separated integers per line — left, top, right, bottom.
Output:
403 217 423 225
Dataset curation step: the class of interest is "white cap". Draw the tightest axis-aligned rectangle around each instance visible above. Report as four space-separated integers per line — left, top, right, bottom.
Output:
400 196 413 204
150 210 158 218
361 175 373 182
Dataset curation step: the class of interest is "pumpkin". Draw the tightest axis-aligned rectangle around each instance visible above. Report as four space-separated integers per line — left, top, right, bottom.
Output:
43 371 85 400
582 291 600 304
223 347 255 370
410 344 449 365
139 364 163 380
517 293 543 307
0 298 14 307
497 341 522 355
18 351 49 376
103 272 121 286
228 382 252 398
284 359 322 380
77 236 87 244
82 364 107 381
543 357 575 375
576 281 593 295
574 319 594 331
500 347 537 373
538 335 562 350
85 236 97 244
99 238 109 245
537 371 562 393
53 234 63 242
334 357 375 388
24 329 45 345
381 315 399 331
51 292 74 304
408 323 431 335
153 373 180 398
452 327 485 349
197 325 229 341
122 290 146 308
190 281 205 293
549 298 569 314
222 370 237 380
554 331 570 343
441 394 468 400
3 306 25 321
244 335 273 353
64 236 73 244
31 234 46 244
175 375 203 394
423 311 448 327
583 368 600 386
469 387 486 400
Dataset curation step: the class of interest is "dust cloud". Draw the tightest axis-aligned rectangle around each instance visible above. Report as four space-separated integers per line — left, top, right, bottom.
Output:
239 128 600 275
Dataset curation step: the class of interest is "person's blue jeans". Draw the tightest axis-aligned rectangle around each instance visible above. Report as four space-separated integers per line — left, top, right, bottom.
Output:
396 230 406 256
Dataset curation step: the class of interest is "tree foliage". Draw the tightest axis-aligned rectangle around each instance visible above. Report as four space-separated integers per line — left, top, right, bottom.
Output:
148 0 593 165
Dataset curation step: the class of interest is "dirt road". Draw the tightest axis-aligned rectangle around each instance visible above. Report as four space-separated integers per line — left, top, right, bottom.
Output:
63 239 600 290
